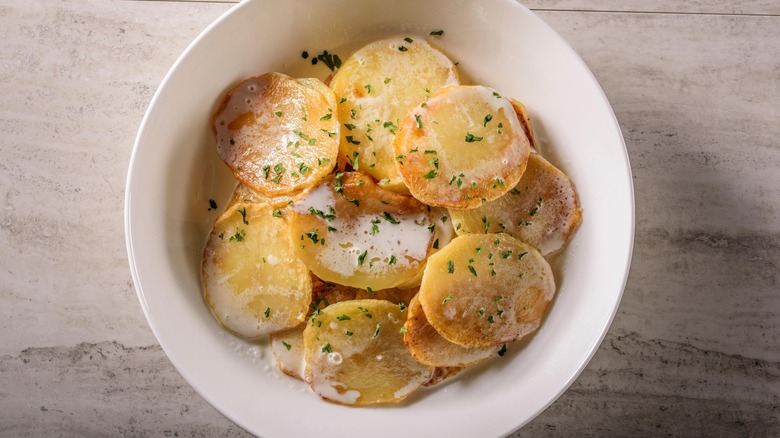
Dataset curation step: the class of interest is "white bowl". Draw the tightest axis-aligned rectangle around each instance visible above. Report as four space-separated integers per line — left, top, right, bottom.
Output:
125 0 634 436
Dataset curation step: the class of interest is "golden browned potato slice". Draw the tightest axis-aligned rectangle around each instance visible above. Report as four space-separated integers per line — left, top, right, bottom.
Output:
270 278 357 380
213 72 339 196
330 37 460 193
227 182 298 210
418 234 555 347
202 203 312 339
403 295 500 367
449 153 582 255
422 367 462 387
288 172 434 290
303 299 434 406
393 85 531 209
509 98 539 153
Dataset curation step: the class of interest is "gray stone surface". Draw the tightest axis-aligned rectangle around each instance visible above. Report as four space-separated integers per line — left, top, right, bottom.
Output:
0 1 778 437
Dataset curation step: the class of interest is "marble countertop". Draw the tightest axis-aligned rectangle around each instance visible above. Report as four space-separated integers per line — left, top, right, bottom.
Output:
1 1 777 436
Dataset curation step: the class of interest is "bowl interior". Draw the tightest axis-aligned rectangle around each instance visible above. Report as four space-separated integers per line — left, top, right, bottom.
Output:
125 0 633 436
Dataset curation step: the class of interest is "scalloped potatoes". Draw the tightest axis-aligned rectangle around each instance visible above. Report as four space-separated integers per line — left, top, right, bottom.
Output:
201 36 581 407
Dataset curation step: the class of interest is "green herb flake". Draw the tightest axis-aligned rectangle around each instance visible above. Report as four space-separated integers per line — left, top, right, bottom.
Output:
344 123 356 130
272 209 282 218
430 30 444 36
389 255 397 265
465 133 483 142
337 314 351 321
364 84 372 94
274 111 282 117
442 294 454 304
403 37 413 43
483 114 493 127
282 341 292 351
447 260 455 273
321 343 333 353
399 326 408 333
264 307 271 318
415 114 423 129
346 330 353 337
357 250 368 266
372 323 381 338
238 207 249 225
423 169 438 179
382 212 400 224
468 265 478 277
398 46 408 52
229 229 246 242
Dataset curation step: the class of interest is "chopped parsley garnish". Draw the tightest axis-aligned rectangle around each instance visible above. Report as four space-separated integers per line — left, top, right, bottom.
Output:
371 218 381 235
381 212 400 224
346 330 353 337
364 84 372 94
305 229 321 244
372 323 381 338
346 135 360 145
321 343 333 353
442 294 454 304
468 265 477 277
282 341 292 351
399 326 407 333
483 114 493 127
337 314 351 321
389 255 397 265
430 30 444 36
314 50 342 71
272 209 282 217
518 252 528 260
447 260 454 273
415 114 423 129
237 207 249 225
398 46 408 52
404 37 413 43
229 229 246 242
422 169 438 179
465 133 483 142
264 307 271 318
492 91 502 98
319 113 332 121
344 123 356 130
357 250 368 266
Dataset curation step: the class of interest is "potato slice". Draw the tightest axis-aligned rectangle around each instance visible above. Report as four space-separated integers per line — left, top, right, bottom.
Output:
418 234 555 347
330 37 460 193
510 98 539 153
404 295 500 367
288 172 434 290
270 278 357 380
213 72 338 196
393 85 530 208
449 153 582 255
422 367 462 387
227 182 297 210
303 299 434 406
202 202 312 338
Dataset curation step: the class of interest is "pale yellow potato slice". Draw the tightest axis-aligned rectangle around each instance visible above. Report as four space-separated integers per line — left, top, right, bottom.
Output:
202 202 312 339
330 37 460 193
449 153 582 255
288 172 434 290
418 234 555 347
303 299 434 406
404 295 500 367
422 367 462 387
227 182 297 210
213 72 339 196
393 85 530 209
270 278 357 380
